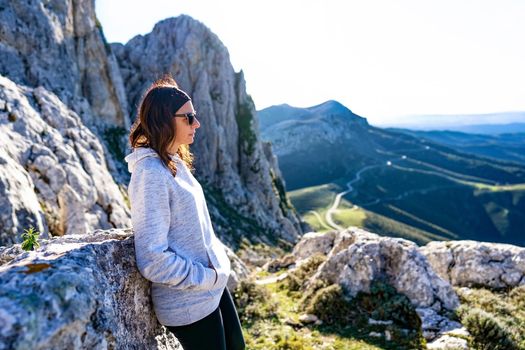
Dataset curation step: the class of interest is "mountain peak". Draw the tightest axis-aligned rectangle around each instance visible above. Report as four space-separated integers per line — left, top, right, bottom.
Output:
306 100 351 114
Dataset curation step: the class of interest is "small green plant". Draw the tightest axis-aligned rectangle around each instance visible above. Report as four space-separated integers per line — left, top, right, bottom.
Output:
460 306 518 350
234 280 279 325
283 253 327 292
21 226 41 251
102 126 127 161
305 284 354 325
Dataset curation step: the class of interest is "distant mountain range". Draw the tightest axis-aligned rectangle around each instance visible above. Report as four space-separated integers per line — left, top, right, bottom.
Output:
371 112 525 134
257 101 525 246
388 128 525 165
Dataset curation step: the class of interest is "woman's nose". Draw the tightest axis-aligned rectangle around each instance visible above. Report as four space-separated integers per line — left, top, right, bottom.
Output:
193 117 201 128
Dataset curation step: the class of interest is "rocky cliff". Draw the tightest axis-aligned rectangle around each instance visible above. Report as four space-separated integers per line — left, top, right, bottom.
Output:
0 0 129 129
111 15 303 248
0 0 136 245
0 75 130 246
0 2 303 249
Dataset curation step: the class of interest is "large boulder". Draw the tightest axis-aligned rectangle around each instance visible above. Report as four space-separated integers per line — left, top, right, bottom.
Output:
420 240 525 289
304 228 460 311
292 227 462 341
0 75 130 246
0 229 249 349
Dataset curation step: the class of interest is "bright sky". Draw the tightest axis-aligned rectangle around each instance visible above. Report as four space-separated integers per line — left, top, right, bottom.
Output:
96 0 525 125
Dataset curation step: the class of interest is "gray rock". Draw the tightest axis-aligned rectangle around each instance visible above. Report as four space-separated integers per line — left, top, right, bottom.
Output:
305 227 460 312
0 229 178 349
298 313 319 324
0 75 130 246
416 307 464 341
421 240 525 289
426 334 469 350
291 230 338 262
0 0 129 129
0 228 248 349
292 227 462 340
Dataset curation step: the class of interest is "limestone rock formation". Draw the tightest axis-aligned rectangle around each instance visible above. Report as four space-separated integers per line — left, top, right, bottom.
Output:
0 229 249 349
112 15 303 246
303 228 459 310
0 75 130 246
421 240 525 289
290 227 462 341
286 228 525 345
0 0 129 129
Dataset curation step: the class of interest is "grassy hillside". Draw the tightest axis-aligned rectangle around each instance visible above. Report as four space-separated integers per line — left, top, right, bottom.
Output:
289 165 525 246
285 129 525 246
258 102 525 246
289 184 450 246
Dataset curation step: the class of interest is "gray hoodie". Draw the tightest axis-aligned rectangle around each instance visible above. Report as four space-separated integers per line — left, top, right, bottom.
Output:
125 147 231 326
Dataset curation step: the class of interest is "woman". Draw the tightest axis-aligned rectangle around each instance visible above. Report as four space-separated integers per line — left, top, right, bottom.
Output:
125 76 246 350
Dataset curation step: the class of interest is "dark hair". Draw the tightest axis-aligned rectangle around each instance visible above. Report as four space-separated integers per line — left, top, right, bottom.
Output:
129 76 194 176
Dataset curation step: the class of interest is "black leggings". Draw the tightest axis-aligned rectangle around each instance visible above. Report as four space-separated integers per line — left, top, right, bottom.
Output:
166 287 246 350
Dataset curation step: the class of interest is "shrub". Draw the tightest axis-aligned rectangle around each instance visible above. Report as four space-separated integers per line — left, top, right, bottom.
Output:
305 284 354 325
509 286 525 310
355 280 421 330
298 278 330 311
456 286 525 348
284 254 327 292
234 280 278 325
458 306 518 350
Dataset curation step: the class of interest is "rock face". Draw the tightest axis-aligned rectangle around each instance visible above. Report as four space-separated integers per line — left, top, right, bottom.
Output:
292 227 462 340
112 15 303 246
421 240 525 289
289 228 525 343
0 3 302 250
0 229 249 349
300 228 460 311
0 0 129 129
0 75 130 246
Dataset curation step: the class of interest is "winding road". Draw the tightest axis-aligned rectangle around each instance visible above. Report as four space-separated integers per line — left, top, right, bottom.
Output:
318 147 499 231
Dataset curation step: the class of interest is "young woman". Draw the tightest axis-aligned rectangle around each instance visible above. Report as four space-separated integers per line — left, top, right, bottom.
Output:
125 76 246 350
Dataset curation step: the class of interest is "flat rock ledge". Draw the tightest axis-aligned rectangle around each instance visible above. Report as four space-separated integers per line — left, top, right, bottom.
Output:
0 229 246 350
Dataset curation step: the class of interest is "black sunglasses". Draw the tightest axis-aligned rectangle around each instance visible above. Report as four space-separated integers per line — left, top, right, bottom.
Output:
173 112 197 125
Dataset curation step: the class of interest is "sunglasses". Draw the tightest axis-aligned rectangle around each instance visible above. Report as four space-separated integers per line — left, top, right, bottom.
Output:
173 112 197 125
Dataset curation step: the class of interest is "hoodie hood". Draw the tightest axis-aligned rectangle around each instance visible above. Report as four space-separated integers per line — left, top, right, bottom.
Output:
125 147 183 173
125 147 159 173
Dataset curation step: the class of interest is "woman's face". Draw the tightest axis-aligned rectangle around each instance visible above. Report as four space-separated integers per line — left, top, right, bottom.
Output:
170 100 200 152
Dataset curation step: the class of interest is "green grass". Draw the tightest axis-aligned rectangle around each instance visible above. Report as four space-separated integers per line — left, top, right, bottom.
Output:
331 201 366 228
288 182 448 245
288 160 525 246
288 184 341 213
234 261 425 349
